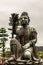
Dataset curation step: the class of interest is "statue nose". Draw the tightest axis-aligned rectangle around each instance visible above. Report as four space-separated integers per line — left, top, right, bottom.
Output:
22 18 24 20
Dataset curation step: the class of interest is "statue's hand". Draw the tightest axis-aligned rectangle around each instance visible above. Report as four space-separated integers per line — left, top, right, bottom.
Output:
23 42 31 50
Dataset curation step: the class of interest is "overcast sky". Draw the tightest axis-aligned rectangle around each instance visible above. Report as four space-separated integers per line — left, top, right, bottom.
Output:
0 0 43 48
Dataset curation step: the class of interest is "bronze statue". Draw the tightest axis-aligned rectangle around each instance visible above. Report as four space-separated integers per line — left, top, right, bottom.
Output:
10 12 39 61
5 12 40 64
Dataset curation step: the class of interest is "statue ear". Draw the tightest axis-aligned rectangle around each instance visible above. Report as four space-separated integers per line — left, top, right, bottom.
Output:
28 17 30 23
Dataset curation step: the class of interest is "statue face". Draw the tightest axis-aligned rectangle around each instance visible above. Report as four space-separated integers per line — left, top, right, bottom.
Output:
20 15 28 25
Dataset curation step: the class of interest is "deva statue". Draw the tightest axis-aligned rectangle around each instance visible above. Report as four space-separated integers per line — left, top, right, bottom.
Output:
6 12 40 63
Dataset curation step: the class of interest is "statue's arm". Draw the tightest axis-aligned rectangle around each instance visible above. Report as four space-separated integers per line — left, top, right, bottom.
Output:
30 28 38 57
30 27 37 44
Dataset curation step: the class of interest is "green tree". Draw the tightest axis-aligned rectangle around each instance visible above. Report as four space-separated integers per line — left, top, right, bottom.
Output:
0 27 8 57
37 51 43 58
8 13 19 38
5 48 11 58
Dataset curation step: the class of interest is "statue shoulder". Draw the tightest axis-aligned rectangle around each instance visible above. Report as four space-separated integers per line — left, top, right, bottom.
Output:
30 27 37 34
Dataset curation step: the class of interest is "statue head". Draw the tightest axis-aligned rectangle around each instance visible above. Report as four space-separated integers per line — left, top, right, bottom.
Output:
20 12 30 26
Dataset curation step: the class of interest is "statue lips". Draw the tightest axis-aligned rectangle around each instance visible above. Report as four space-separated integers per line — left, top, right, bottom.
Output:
21 20 28 26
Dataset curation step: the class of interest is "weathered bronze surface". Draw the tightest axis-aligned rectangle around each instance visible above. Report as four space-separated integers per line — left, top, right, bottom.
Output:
5 12 41 65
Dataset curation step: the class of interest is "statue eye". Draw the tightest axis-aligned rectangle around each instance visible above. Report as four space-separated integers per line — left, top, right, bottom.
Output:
24 17 27 19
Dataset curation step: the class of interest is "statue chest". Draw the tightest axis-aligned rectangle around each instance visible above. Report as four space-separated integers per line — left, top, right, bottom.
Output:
20 28 31 45
21 28 30 36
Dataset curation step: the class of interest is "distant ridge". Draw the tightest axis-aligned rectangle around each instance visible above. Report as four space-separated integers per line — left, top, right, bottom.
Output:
36 46 43 52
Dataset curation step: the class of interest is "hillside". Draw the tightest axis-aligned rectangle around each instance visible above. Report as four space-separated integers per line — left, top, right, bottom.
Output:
36 46 43 52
